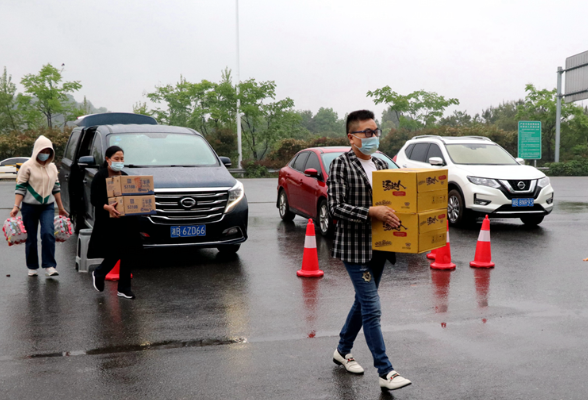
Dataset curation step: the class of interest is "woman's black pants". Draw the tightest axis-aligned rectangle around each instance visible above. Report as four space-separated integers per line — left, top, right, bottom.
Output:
94 255 132 291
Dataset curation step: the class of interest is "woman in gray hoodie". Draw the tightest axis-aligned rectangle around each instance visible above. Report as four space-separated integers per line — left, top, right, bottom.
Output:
10 135 68 277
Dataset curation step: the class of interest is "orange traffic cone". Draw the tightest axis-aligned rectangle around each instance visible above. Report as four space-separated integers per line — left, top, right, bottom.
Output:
297 219 324 278
470 215 495 268
105 260 133 281
430 220 456 270
426 249 437 260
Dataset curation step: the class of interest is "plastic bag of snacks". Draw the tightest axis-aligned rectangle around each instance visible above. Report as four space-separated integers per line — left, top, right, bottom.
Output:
54 216 73 242
3 217 27 246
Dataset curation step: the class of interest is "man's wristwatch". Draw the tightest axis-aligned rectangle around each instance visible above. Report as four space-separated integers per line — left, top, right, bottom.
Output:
13 204 20 209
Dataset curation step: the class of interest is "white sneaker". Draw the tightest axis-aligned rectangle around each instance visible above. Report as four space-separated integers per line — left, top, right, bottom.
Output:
45 267 59 276
333 349 364 374
28 269 38 277
379 370 411 391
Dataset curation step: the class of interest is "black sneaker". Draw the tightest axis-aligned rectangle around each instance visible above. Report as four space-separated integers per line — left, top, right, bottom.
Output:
117 289 136 299
92 271 104 292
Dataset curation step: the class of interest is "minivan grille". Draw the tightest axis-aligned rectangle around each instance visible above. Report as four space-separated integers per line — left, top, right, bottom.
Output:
150 189 229 225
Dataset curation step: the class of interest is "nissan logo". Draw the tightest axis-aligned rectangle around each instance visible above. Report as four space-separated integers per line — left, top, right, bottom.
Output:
517 181 526 190
180 197 197 209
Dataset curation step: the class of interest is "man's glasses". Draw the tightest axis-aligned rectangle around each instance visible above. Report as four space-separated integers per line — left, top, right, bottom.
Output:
350 128 381 138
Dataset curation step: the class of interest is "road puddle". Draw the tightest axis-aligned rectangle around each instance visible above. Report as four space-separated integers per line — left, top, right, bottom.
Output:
0 337 247 361
555 201 588 213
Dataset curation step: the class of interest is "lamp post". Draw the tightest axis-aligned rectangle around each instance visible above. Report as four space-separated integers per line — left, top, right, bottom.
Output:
235 0 242 168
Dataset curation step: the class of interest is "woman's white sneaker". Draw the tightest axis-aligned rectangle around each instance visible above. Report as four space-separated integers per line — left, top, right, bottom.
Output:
45 267 59 276
28 269 38 277
332 349 364 374
379 370 411 391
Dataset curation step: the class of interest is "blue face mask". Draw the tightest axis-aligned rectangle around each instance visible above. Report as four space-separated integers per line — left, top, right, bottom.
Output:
352 135 380 156
37 153 50 162
110 162 124 172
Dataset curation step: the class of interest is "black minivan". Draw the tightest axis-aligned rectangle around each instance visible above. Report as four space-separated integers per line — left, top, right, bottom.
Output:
59 113 248 253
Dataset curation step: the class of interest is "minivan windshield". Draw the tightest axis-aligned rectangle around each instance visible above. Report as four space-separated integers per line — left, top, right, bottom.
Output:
445 144 517 165
321 152 398 174
107 133 218 167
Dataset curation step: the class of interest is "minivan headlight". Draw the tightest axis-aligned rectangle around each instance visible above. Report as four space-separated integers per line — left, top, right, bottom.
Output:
467 176 501 189
225 180 244 213
537 177 550 188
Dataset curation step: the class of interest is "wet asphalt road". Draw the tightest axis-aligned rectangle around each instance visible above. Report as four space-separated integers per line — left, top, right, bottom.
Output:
0 177 588 399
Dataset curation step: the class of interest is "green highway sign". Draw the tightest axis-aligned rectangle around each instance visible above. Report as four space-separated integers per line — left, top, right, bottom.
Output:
518 121 542 160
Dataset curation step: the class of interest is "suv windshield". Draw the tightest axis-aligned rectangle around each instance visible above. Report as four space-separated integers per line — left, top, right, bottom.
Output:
107 133 218 167
321 152 397 174
445 144 517 165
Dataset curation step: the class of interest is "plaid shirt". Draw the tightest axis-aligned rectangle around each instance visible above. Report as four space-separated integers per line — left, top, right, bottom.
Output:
327 150 389 264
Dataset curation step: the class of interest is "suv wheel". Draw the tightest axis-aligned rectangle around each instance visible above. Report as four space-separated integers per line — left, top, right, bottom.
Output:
217 244 241 254
278 189 295 221
520 215 544 226
448 189 466 226
316 199 334 237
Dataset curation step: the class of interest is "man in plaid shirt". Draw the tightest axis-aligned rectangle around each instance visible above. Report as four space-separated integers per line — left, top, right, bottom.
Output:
327 110 412 391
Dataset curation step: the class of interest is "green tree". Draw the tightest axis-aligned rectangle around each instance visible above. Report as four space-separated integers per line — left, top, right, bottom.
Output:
367 88 460 131
133 102 152 116
313 107 343 135
438 110 474 127
516 84 588 162
20 64 82 129
0 67 19 133
239 78 301 159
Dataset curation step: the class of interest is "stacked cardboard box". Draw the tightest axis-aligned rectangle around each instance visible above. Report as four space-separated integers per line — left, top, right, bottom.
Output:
105 175 156 217
372 168 449 254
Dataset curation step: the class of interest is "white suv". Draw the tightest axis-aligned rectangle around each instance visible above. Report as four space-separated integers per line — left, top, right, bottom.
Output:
395 135 555 226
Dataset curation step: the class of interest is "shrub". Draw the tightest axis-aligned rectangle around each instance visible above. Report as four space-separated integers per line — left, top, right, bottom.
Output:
242 159 270 178
545 160 588 176
0 128 71 165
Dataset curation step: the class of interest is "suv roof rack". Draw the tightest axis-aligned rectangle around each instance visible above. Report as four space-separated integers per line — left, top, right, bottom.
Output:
412 135 493 143
412 135 443 140
74 112 157 128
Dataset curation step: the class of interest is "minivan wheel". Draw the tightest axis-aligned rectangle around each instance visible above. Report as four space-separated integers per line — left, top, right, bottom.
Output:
217 244 241 254
316 199 334 237
448 189 466 226
278 190 295 221
521 215 544 226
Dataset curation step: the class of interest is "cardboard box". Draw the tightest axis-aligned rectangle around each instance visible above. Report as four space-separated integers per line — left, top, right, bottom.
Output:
107 195 156 217
119 175 154 195
371 210 448 254
108 196 125 216
106 175 154 197
106 176 122 197
372 168 448 213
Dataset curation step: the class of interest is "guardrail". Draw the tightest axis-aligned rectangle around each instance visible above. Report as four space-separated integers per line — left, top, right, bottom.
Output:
228 168 279 177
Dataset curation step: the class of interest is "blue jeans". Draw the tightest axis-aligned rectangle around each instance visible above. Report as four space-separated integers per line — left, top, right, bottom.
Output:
338 257 393 376
21 203 56 270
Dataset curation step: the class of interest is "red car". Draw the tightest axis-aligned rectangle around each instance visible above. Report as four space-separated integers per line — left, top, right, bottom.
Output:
277 146 398 236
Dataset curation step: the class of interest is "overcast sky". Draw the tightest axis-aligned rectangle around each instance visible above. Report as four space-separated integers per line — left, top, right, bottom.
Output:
3 0 587 121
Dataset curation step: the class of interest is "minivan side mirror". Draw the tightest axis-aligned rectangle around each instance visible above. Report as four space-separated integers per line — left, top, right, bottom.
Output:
429 157 445 166
305 168 318 178
515 158 525 165
78 156 96 168
219 157 232 168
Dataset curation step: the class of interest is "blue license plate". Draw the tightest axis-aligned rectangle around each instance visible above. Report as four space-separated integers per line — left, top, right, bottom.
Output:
171 225 206 238
512 198 534 207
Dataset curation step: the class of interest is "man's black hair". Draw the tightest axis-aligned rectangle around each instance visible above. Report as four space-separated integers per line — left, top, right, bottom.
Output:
346 110 375 134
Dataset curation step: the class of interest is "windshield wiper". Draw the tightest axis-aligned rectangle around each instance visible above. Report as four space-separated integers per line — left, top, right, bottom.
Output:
126 164 152 168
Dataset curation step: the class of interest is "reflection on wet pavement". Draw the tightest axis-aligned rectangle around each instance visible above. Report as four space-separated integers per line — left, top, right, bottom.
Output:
431 270 451 313
474 269 491 308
